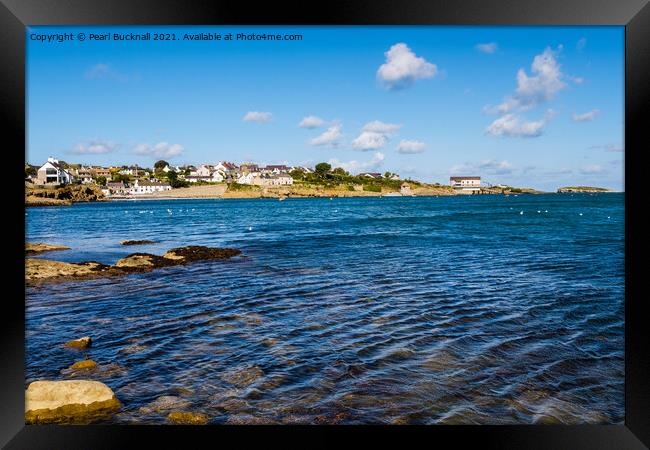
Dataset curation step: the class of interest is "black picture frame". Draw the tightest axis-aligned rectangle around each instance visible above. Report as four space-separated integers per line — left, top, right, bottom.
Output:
2 0 648 448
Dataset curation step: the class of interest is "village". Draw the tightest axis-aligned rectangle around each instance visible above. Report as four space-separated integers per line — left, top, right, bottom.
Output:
24 156 522 200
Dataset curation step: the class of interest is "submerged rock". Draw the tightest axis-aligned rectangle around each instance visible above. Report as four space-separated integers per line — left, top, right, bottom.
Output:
120 240 155 246
26 246 242 285
25 380 121 424
61 362 127 379
64 336 92 349
167 411 209 425
25 242 70 255
221 365 265 387
139 395 192 415
69 360 97 370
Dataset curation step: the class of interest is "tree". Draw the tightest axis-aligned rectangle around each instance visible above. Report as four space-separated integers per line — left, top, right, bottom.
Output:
170 178 189 188
315 162 331 175
166 170 178 182
154 160 169 171
112 173 130 183
332 167 348 176
384 171 391 178
94 176 107 186
25 165 37 177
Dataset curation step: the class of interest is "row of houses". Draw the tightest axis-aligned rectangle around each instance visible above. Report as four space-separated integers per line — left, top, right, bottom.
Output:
29 158 152 185
178 161 304 186
101 179 171 196
29 157 483 194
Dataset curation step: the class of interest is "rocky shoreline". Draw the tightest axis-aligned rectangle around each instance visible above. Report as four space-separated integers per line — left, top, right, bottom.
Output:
25 184 106 207
26 245 241 285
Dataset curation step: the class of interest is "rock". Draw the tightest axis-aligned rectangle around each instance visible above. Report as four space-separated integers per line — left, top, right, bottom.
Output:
119 344 148 354
120 240 155 246
26 259 119 284
167 411 209 425
64 336 92 349
114 253 161 269
61 362 127 379
25 195 72 207
162 246 241 262
25 380 120 424
25 242 70 255
69 360 97 370
221 365 264 387
139 395 192 415
26 246 241 285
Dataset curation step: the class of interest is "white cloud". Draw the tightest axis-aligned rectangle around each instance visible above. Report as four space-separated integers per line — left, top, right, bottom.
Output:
85 63 131 82
580 164 604 174
476 42 498 54
351 120 402 151
486 47 567 114
132 142 184 158
299 115 325 128
396 140 426 154
377 43 437 90
243 111 272 123
478 159 514 174
589 143 624 153
352 131 388 151
70 140 119 155
576 37 587 50
310 124 343 147
362 120 402 134
328 152 385 174
572 109 600 122
485 110 555 138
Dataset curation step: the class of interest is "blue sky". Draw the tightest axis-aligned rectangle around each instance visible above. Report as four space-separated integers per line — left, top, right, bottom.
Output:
27 26 624 190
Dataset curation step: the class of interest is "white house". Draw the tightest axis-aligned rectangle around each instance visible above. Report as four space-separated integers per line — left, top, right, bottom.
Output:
358 172 382 179
253 174 294 186
105 181 128 195
211 170 225 182
192 165 213 177
237 172 259 185
185 175 212 183
36 157 74 185
76 168 94 184
262 165 290 174
215 161 238 172
128 179 172 195
450 176 481 193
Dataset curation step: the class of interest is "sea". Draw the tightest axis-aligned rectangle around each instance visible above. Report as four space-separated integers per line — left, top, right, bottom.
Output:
25 193 625 424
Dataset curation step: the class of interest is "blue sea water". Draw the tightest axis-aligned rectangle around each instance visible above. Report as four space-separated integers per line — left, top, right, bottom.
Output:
25 193 624 424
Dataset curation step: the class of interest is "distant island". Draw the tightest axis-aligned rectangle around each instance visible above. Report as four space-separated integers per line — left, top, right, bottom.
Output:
557 186 612 193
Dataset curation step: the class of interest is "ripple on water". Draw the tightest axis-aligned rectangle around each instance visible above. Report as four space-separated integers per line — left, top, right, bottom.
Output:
25 195 624 424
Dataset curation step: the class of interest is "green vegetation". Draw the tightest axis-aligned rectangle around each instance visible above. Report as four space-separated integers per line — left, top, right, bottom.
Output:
363 184 382 192
558 186 609 192
154 160 169 171
94 176 107 186
314 162 332 176
25 165 37 177
111 173 131 183
291 162 404 191
227 182 255 191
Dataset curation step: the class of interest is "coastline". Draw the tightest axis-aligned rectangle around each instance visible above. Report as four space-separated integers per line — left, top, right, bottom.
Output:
25 183 620 206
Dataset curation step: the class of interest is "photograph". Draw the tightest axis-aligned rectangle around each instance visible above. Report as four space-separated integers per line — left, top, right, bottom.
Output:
24 25 625 426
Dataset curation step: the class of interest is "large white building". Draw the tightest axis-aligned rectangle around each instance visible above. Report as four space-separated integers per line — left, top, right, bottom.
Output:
36 157 74 185
450 176 481 193
252 173 294 186
128 179 172 195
